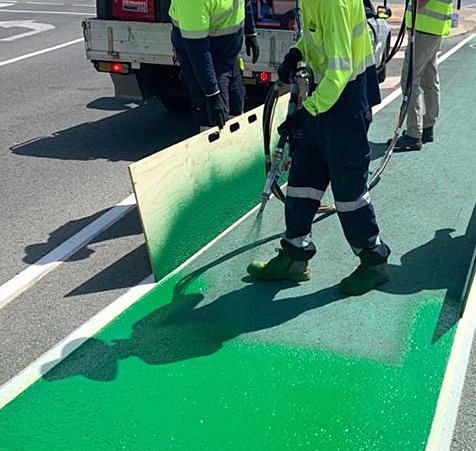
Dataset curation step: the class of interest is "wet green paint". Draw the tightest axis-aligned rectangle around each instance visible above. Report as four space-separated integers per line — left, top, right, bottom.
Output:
0 273 458 450
1 38 475 451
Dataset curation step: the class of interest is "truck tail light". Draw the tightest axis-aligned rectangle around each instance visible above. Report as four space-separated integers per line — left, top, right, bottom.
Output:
257 71 272 83
94 61 130 74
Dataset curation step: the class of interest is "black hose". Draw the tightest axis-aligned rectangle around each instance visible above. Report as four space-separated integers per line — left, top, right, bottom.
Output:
384 0 410 65
369 0 417 188
262 0 418 203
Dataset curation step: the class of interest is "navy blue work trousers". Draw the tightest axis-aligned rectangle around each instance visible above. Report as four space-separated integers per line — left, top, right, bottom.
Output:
173 49 245 128
284 109 389 264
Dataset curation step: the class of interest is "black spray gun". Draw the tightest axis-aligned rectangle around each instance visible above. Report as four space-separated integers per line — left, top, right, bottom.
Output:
260 62 314 212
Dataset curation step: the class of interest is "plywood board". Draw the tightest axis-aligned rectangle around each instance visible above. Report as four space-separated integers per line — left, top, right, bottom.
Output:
129 96 289 281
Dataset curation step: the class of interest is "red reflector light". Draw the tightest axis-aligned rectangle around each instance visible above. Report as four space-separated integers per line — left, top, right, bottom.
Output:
95 61 130 74
112 63 123 73
258 71 272 83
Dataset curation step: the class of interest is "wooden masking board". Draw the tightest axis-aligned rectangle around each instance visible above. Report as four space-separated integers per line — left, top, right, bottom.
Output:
129 96 289 281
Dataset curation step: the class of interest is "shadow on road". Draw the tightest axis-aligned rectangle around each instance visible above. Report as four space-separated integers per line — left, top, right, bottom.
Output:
11 98 195 162
23 208 143 264
42 203 476 382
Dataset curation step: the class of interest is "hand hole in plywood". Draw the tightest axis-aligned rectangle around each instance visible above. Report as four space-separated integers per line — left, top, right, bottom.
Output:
208 131 220 143
230 122 240 133
248 114 257 124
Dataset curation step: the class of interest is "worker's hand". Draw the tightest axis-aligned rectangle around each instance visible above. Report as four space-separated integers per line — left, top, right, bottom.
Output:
205 92 228 129
245 34 260 64
277 48 302 84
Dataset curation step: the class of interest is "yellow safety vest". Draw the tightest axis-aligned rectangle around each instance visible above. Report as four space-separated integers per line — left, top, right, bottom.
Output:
293 0 375 115
406 0 453 37
169 0 245 40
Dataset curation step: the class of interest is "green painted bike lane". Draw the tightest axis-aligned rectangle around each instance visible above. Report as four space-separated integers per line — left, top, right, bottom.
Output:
1 38 475 450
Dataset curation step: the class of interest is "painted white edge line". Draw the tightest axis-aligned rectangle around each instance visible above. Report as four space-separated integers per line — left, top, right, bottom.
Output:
0 275 155 410
0 31 474 413
0 37 84 67
0 8 95 15
424 32 476 451
426 259 476 451
0 200 264 410
0 195 136 311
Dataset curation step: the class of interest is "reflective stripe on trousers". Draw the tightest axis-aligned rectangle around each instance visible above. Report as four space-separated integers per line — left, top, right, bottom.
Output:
285 108 383 255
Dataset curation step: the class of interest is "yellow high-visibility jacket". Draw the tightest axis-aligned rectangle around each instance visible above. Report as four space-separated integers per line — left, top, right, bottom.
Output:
406 0 453 37
294 0 376 116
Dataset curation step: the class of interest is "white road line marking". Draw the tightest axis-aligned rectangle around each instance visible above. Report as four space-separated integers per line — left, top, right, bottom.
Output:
0 275 155 410
0 3 14 7
426 262 476 450
0 8 94 15
425 33 476 451
0 32 474 414
0 37 83 67
0 195 136 311
0 20 55 42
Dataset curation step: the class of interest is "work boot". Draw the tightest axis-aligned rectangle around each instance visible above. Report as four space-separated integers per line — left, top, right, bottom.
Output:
392 131 422 151
422 126 434 143
340 244 391 295
340 263 389 295
247 241 311 282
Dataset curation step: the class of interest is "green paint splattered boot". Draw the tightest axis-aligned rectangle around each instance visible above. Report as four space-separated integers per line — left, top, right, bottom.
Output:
340 262 389 296
247 243 311 282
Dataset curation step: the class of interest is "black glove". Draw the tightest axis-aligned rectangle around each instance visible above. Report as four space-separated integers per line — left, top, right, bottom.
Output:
277 48 302 84
245 34 260 64
205 92 228 129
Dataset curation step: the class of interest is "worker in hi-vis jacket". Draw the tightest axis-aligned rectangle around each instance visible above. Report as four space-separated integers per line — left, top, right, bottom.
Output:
170 0 259 131
392 0 454 151
247 0 391 295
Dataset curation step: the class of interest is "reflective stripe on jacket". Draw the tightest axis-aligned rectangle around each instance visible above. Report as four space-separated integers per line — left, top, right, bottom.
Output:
293 0 376 115
405 0 453 37
169 0 245 39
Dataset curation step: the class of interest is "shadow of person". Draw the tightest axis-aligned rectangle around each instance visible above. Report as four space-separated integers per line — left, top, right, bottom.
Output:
11 99 194 163
43 205 476 381
43 278 346 382
377 220 476 342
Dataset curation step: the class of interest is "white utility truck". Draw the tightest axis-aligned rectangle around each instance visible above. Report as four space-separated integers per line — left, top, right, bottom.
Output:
82 0 391 110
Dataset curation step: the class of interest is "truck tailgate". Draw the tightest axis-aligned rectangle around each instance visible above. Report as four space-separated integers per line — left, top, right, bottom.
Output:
82 18 297 72
83 19 174 66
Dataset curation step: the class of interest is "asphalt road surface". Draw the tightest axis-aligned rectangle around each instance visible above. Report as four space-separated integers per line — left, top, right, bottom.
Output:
0 1 475 449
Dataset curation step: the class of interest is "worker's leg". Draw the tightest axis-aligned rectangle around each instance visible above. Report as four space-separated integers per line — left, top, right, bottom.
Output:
325 112 390 294
421 35 442 139
215 60 246 120
247 111 329 281
284 113 329 252
171 27 208 129
395 31 441 150
226 60 246 117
